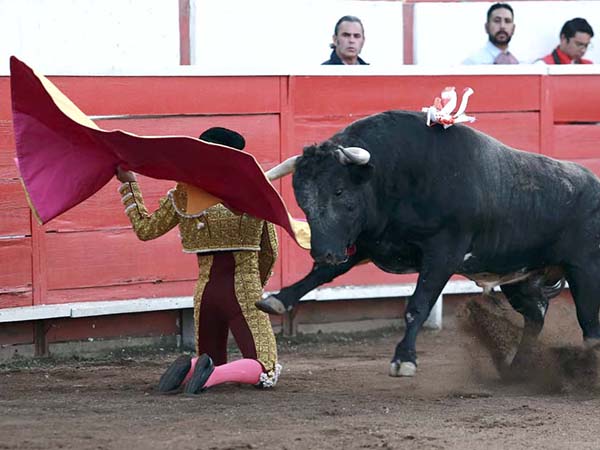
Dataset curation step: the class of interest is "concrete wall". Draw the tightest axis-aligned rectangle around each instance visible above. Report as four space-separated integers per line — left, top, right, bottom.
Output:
414 1 600 65
3 0 599 75
0 0 179 74
190 0 404 70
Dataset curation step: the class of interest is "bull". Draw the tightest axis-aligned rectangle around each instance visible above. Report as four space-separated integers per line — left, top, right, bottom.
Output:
257 110 600 377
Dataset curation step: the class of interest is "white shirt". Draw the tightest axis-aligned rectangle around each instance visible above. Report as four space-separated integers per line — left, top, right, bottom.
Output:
463 41 517 65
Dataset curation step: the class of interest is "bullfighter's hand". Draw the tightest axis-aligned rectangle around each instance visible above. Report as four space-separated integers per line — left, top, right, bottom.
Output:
116 166 137 183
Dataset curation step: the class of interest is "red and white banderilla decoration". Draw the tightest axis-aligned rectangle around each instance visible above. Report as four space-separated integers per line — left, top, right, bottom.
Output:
422 87 476 129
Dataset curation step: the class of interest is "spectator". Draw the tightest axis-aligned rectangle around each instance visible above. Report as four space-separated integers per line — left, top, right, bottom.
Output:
463 3 519 65
116 127 281 395
322 15 369 65
537 18 594 64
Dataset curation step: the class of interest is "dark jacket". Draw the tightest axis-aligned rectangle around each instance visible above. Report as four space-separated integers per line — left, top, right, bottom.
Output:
322 49 368 65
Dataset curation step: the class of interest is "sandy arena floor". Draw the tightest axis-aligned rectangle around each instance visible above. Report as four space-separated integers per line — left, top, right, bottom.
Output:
1 297 600 450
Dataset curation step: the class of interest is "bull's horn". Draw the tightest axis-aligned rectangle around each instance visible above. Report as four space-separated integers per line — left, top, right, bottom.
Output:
265 155 300 181
335 146 371 165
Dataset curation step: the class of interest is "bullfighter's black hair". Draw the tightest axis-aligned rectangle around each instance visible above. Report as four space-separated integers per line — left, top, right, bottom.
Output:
199 127 246 150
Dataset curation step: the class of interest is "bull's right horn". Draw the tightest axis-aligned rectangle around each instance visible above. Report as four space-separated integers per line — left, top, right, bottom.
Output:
335 146 371 165
265 155 300 181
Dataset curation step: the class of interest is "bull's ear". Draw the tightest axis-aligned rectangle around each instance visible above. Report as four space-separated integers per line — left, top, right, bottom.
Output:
348 163 374 185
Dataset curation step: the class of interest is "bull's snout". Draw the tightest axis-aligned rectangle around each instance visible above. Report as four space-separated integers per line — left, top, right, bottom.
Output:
312 249 348 265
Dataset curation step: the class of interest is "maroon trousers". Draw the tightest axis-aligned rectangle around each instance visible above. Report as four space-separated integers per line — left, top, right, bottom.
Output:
196 252 259 366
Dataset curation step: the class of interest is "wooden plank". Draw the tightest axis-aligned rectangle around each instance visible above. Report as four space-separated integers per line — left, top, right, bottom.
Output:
293 115 368 150
46 280 197 304
293 75 540 116
47 177 177 232
292 112 540 157
31 218 47 306
0 210 30 237
50 76 282 117
0 238 32 293
45 228 198 290
0 180 29 209
46 311 179 343
539 75 554 157
0 291 33 309
0 119 15 155
551 76 600 123
0 158 19 180
552 125 600 160
0 179 30 236
281 242 417 287
470 112 539 152
45 227 283 297
0 78 10 121
0 147 16 167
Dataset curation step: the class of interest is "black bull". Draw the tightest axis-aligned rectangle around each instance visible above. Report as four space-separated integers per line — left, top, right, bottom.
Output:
256 110 600 377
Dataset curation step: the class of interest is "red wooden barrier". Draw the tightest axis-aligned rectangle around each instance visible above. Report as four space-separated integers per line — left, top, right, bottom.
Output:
0 73 598 319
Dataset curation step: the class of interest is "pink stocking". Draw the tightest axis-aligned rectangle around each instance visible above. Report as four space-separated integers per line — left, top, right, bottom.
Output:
204 358 262 388
182 356 199 385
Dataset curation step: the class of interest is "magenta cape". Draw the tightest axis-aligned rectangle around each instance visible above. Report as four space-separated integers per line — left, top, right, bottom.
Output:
10 56 306 245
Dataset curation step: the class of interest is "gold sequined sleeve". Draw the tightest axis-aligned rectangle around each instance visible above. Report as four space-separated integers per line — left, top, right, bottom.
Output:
258 222 279 286
118 181 179 241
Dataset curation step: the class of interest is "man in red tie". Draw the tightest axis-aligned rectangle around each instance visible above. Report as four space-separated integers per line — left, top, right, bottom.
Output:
537 18 594 65
463 3 519 65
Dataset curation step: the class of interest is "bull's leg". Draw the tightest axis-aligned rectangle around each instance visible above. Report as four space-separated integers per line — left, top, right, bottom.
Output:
390 235 470 377
565 264 600 347
255 252 365 315
500 280 548 372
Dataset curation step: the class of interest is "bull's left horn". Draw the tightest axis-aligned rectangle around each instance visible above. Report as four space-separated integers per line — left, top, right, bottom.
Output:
265 155 300 181
335 146 371 165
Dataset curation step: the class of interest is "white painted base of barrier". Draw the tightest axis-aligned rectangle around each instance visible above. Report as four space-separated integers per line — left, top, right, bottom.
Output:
0 297 193 323
0 280 489 330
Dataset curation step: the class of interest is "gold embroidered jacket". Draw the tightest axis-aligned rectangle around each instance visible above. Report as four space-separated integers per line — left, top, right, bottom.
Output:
119 182 278 285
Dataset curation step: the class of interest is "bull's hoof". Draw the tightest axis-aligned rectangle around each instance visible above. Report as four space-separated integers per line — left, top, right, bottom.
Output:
389 361 417 377
584 338 600 350
255 295 287 315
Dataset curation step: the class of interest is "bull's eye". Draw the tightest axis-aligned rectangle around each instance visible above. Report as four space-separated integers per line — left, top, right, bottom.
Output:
335 188 343 197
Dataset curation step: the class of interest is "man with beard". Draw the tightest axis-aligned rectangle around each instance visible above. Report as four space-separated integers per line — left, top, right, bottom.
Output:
537 18 594 64
322 15 369 65
463 3 519 65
